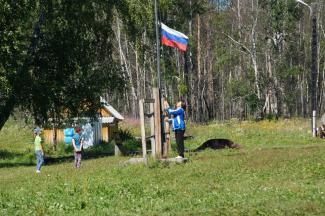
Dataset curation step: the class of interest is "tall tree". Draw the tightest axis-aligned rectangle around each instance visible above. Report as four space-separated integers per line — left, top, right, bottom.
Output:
0 0 40 130
0 0 126 130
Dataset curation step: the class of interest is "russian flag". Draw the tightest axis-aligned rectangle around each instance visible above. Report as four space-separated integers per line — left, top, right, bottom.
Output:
161 23 189 52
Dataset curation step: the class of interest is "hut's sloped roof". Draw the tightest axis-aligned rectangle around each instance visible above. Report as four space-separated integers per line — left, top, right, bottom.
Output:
100 97 124 120
101 117 115 124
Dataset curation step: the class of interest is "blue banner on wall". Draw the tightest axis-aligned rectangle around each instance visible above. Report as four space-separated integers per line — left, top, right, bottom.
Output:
64 128 75 144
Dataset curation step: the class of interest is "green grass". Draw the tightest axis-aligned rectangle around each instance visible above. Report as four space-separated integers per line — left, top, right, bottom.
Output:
0 119 115 167
185 118 324 149
0 118 325 215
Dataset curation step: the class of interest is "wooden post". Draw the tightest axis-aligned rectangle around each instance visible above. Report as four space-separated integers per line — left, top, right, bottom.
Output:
163 116 170 158
153 88 162 158
114 145 122 156
139 99 147 158
150 102 156 157
162 96 171 158
52 125 57 151
112 129 122 156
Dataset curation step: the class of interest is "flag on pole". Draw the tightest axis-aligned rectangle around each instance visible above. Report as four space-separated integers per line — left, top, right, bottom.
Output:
161 23 189 52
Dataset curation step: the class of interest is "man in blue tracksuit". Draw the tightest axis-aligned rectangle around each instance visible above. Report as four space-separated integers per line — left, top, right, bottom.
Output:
165 100 186 158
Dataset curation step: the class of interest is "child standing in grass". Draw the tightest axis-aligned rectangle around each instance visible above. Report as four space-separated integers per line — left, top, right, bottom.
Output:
34 127 44 173
72 127 84 168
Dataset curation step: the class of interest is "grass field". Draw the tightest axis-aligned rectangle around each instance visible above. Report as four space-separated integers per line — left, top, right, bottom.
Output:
0 118 324 215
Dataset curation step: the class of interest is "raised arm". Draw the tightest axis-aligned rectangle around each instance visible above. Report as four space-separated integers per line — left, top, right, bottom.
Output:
40 137 44 155
167 107 184 115
80 137 84 149
72 137 77 150
163 97 170 110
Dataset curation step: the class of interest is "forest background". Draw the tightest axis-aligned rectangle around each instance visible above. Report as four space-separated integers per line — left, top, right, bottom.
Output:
1 0 325 128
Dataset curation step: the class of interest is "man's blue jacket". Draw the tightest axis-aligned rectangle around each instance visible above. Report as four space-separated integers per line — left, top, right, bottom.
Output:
167 107 186 131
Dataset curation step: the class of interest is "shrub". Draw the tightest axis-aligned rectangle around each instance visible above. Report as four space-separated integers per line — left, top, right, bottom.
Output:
122 139 142 154
116 128 134 142
83 142 115 156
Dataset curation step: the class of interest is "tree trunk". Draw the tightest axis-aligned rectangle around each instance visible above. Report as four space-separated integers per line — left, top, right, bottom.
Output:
206 13 215 119
196 14 202 122
0 96 15 131
251 17 261 100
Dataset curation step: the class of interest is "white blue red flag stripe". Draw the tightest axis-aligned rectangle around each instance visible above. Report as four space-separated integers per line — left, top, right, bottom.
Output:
161 23 189 52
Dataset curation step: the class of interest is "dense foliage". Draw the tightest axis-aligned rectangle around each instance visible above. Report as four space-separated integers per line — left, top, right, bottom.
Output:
1 0 325 129
109 0 325 122
0 0 126 130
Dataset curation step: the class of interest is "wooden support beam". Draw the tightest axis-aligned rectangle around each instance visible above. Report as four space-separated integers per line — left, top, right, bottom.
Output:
162 97 170 158
139 99 147 158
145 135 155 140
144 99 155 103
150 102 156 157
153 88 162 158
114 145 122 156
145 112 154 118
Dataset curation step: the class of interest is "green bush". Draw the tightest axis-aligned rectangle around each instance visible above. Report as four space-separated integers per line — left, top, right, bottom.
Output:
42 142 72 156
15 151 34 165
116 128 134 142
122 139 142 154
112 128 142 154
84 142 114 156
64 143 74 154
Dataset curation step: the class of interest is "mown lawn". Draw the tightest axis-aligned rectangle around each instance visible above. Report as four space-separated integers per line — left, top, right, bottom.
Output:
0 118 324 215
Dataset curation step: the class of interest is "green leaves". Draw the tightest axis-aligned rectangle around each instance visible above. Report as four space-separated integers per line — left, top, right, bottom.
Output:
0 0 126 128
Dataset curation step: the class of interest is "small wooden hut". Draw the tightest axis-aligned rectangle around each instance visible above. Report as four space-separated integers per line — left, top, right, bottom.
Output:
43 98 124 146
100 97 124 143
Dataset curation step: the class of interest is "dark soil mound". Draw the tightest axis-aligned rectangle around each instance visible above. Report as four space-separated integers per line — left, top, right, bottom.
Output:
194 139 241 151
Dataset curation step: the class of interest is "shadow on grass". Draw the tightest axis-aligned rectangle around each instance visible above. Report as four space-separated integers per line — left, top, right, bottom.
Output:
45 151 115 165
0 162 34 168
0 150 24 159
0 149 115 169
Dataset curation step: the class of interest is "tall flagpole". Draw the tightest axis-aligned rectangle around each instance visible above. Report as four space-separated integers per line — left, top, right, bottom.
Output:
155 0 165 158
155 0 161 89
